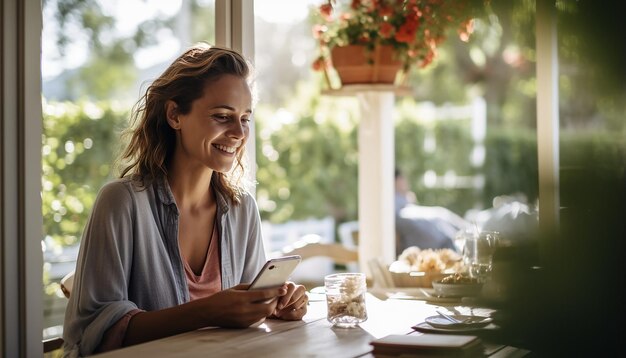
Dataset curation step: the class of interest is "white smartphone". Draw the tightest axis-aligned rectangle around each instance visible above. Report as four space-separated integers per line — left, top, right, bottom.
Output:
248 255 302 290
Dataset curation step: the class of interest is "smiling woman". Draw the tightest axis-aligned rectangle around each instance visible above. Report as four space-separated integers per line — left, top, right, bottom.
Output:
164 74 252 176
61 44 309 357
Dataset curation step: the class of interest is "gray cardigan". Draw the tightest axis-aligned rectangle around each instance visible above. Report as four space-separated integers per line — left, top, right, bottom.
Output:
62 177 267 357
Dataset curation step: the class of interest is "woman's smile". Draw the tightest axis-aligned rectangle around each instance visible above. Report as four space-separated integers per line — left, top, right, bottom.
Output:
212 143 238 156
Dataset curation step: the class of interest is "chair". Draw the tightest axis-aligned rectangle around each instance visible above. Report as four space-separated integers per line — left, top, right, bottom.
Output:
282 237 359 266
276 234 359 288
43 336 65 354
60 270 74 298
44 270 74 354
367 257 395 289
262 217 336 255
338 221 401 286
338 220 359 249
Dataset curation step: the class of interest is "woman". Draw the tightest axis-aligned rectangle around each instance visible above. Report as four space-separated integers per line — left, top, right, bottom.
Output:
62 44 308 357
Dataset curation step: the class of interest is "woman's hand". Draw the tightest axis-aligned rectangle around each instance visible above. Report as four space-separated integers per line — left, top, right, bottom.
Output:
271 282 308 320
197 284 285 328
123 284 285 346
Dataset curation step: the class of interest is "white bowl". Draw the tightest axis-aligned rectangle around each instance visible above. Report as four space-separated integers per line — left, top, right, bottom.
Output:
432 278 483 297
389 271 447 288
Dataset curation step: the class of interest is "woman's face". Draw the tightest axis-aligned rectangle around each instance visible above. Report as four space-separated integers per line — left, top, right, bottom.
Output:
168 74 252 173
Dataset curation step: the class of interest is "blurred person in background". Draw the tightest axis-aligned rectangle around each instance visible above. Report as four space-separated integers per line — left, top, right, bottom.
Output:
394 168 468 254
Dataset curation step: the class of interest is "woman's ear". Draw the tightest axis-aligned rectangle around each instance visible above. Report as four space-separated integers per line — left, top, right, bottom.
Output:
165 100 181 129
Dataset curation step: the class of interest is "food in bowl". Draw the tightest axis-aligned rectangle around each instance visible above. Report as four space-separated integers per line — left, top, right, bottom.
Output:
439 273 480 284
388 247 463 287
432 273 483 297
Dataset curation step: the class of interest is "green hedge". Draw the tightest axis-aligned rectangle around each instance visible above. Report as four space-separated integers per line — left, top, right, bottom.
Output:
42 100 624 244
42 100 127 246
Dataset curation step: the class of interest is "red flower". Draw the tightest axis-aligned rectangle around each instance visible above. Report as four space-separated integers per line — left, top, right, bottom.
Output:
395 25 416 43
407 5 421 20
380 22 394 38
458 19 474 42
312 24 327 39
358 33 371 43
379 6 393 18
312 56 329 71
420 49 435 68
319 3 333 21
395 16 419 43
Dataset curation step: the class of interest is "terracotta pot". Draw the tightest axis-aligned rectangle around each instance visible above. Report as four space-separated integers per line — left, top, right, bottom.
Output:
330 44 402 85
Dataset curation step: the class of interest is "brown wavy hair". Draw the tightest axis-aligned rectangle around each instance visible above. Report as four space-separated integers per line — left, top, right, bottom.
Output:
117 43 253 204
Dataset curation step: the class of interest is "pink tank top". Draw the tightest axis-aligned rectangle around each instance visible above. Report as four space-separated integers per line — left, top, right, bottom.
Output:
183 222 222 300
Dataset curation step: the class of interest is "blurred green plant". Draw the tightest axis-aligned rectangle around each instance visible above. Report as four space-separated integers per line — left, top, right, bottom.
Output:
256 91 514 224
44 0 216 102
254 93 624 226
42 100 128 247
42 102 624 247
255 91 360 224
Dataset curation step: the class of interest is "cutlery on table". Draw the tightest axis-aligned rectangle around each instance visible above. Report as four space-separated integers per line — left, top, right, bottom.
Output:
435 309 472 324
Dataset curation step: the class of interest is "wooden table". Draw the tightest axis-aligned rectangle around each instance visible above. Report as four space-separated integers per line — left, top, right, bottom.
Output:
94 291 530 357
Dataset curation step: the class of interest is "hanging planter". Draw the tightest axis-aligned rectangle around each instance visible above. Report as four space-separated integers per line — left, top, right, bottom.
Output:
330 44 403 86
312 0 487 90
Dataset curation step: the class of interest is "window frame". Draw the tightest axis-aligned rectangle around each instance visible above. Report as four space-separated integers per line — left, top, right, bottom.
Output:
1 0 44 355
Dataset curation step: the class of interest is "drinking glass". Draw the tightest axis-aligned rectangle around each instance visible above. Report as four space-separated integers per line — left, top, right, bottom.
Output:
324 273 367 328
455 228 477 256
463 231 500 282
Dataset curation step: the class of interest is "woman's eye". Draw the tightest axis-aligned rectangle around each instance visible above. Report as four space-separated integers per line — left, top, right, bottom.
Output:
212 113 251 124
213 114 230 122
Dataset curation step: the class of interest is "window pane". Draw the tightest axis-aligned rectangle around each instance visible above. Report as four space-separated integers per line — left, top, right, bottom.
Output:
253 1 541 266
41 0 215 341
557 2 626 202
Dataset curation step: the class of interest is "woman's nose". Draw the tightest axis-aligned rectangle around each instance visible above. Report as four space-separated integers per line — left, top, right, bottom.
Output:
227 119 247 139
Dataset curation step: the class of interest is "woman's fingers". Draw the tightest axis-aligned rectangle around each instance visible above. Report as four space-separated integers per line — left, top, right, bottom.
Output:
276 283 296 309
284 291 307 310
274 285 308 319
274 294 308 320
283 283 307 307
233 285 283 304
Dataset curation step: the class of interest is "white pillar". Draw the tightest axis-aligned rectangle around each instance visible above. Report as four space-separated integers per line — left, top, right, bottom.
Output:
536 0 560 235
356 91 396 276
